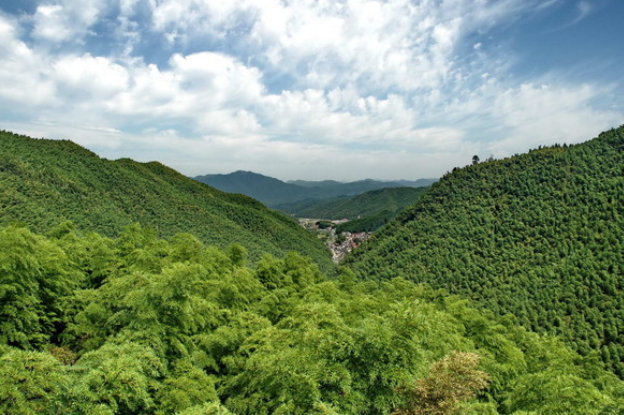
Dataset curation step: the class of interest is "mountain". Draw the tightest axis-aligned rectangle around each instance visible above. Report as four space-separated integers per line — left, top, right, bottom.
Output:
346 125 624 376
287 179 344 188
3 128 624 415
194 171 437 208
394 178 439 187
288 178 437 189
0 131 332 269
284 187 429 220
194 170 314 206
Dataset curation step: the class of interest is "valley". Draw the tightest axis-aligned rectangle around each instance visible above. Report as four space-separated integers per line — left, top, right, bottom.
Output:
298 217 372 262
2 126 624 414
2 1 623 413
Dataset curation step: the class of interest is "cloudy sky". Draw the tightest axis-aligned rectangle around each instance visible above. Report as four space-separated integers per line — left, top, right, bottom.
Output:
0 0 622 181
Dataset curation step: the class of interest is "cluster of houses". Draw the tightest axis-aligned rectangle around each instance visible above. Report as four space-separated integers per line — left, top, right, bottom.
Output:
298 218 371 263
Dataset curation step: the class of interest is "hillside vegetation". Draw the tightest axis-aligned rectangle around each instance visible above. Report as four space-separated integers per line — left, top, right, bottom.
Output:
283 187 429 220
0 131 332 269
346 125 624 375
1 224 623 414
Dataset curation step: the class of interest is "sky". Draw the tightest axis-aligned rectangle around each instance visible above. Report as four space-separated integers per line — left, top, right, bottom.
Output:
0 0 623 181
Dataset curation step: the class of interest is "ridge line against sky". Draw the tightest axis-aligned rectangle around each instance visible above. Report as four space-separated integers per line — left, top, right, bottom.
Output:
0 0 622 181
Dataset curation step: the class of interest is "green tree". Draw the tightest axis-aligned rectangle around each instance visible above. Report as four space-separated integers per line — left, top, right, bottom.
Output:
504 370 613 415
0 348 68 415
68 342 163 415
0 226 78 348
392 351 490 415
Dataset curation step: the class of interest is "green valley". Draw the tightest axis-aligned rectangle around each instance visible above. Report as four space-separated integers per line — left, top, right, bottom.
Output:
194 170 436 209
3 127 624 414
283 186 429 221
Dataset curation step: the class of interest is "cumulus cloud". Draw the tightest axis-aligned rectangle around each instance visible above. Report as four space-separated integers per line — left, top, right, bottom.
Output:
0 0 621 180
488 82 622 155
52 55 129 98
0 15 56 107
32 0 108 43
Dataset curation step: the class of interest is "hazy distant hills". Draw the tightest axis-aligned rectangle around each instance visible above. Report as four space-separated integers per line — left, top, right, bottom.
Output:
194 170 437 208
0 131 332 268
194 170 313 206
347 125 624 375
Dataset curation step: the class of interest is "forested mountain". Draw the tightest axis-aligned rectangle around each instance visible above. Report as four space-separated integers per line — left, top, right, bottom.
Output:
1 224 623 414
194 170 437 208
194 170 311 206
346 125 624 376
283 186 429 219
0 131 332 269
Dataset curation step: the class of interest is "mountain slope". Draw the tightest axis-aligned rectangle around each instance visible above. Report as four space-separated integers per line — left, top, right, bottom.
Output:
346 125 624 375
285 186 429 219
0 131 332 268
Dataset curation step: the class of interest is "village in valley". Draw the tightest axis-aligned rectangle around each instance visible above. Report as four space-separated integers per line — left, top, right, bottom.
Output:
299 218 371 263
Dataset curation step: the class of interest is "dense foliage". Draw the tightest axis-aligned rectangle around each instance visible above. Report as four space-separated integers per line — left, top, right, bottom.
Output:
346 125 624 376
0 131 332 269
2 224 623 414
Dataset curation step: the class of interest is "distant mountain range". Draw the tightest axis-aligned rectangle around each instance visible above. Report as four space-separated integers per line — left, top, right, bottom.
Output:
193 170 437 208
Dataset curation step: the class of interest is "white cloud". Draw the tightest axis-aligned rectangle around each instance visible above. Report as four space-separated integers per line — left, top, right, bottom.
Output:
32 0 107 43
142 0 537 93
488 82 622 155
52 55 129 98
169 52 265 107
570 1 593 26
0 0 622 181
0 15 56 107
108 51 266 135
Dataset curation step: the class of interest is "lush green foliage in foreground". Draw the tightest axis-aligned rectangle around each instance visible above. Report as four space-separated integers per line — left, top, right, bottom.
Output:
2 224 624 414
0 131 331 269
347 125 624 376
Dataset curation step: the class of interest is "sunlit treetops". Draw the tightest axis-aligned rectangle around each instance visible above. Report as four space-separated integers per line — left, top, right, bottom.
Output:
1 224 623 414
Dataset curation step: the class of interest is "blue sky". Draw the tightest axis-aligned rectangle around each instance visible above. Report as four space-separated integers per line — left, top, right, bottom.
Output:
0 0 622 181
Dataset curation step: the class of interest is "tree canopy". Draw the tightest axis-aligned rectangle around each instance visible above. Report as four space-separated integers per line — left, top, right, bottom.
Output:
1 224 623 414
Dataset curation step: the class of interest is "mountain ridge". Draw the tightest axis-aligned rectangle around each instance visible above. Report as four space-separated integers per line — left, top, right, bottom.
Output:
194 170 437 207
0 130 333 269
